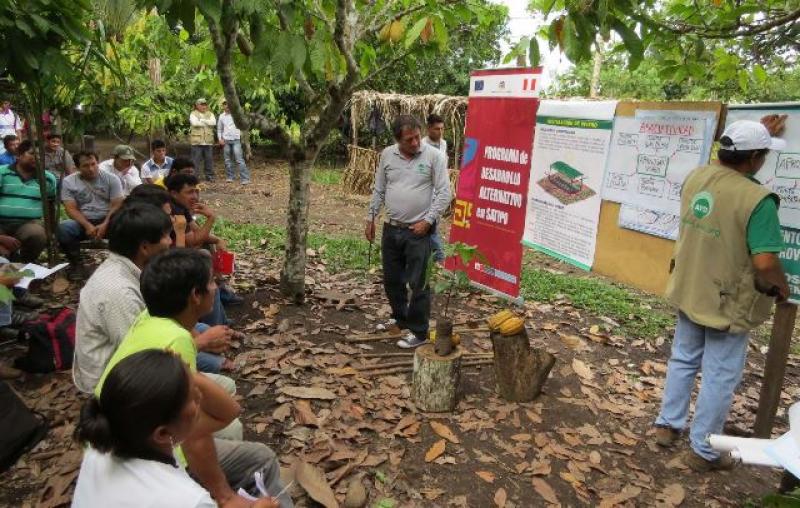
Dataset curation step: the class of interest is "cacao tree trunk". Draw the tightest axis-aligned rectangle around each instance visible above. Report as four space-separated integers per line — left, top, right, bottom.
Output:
280 156 313 302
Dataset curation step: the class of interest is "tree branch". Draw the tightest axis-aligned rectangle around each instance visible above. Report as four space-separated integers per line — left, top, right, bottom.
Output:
354 46 415 89
633 7 800 39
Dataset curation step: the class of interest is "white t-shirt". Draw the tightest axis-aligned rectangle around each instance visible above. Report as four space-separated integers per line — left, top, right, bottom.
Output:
422 136 447 155
0 110 20 138
99 159 142 197
72 447 217 508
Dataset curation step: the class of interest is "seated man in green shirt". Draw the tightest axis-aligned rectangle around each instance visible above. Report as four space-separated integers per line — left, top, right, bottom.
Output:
0 140 57 262
96 249 290 507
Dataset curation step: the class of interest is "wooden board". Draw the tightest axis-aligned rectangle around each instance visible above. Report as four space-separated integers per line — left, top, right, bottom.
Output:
592 101 725 295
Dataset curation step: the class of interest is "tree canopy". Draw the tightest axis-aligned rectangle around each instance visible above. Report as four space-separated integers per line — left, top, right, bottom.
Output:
526 0 800 86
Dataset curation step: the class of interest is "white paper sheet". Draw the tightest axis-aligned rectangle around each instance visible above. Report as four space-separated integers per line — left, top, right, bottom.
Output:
15 262 69 290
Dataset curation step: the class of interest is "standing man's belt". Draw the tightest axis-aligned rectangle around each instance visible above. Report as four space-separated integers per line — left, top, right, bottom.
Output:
385 219 415 228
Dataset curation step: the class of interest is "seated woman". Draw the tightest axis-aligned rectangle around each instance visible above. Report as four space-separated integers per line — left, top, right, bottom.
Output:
72 349 281 508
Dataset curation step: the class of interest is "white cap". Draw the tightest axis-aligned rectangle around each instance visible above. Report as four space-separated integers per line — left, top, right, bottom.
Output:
721 120 786 151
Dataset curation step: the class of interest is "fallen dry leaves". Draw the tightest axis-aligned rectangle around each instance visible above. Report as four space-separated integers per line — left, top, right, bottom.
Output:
532 477 560 505
475 470 495 483
425 439 447 462
430 421 460 444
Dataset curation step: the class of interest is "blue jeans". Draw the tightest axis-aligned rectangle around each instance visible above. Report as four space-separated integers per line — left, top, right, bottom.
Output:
56 218 103 257
655 312 749 460
194 323 225 374
222 140 250 183
200 288 227 327
430 223 445 263
191 145 214 181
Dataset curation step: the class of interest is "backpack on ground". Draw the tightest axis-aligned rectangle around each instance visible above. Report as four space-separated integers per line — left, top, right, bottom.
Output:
0 381 48 473
14 308 76 373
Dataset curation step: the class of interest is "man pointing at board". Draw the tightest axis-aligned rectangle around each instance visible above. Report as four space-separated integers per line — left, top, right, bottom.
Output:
653 116 789 472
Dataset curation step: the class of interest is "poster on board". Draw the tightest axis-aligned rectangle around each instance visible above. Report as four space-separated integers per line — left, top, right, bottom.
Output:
617 109 720 240
726 103 800 303
602 117 709 215
522 100 617 270
447 68 541 300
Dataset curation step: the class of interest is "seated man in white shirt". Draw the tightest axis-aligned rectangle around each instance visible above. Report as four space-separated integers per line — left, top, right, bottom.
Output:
99 144 142 196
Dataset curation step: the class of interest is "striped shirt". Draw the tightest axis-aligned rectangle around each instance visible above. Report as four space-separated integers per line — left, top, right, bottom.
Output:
0 164 56 221
73 253 144 394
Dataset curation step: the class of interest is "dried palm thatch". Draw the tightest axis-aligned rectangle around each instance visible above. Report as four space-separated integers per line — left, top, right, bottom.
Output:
345 90 467 196
343 145 381 195
349 90 467 152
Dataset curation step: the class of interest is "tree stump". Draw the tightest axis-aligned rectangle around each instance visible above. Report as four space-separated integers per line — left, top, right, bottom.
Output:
412 344 462 412
491 330 555 402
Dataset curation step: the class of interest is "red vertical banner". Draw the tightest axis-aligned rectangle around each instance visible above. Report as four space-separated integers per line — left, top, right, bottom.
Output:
446 68 541 299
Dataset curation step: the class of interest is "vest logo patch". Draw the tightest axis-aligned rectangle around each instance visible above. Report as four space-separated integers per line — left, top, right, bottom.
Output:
690 191 714 219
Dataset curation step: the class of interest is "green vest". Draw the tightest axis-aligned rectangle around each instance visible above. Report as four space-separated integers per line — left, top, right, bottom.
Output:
666 164 777 333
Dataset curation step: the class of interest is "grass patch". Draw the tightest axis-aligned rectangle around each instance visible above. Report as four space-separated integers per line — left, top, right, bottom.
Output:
520 264 674 338
311 167 342 186
214 219 378 275
216 220 673 337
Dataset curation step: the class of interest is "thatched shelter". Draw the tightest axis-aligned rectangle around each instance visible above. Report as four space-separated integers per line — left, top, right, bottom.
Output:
344 90 467 195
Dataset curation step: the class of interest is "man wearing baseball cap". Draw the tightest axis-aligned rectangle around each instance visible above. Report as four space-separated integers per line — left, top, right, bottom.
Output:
99 144 142 197
189 98 217 182
654 117 789 472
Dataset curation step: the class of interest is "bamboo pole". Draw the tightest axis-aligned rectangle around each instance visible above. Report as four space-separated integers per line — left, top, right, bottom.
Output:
754 302 797 438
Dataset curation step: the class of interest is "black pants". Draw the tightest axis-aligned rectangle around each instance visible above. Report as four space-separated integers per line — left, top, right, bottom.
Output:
381 223 432 339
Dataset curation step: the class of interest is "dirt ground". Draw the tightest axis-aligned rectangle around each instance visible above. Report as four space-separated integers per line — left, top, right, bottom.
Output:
0 158 798 507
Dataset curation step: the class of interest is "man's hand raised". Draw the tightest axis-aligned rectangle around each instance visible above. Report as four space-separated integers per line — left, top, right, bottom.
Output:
761 114 788 137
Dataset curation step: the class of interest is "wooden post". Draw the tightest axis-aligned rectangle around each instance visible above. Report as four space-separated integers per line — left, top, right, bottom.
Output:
412 344 462 412
754 302 797 438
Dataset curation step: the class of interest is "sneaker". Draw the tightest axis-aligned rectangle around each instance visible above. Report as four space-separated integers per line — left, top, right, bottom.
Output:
654 425 681 447
14 292 43 309
396 331 427 349
376 318 399 332
684 450 736 472
241 180 250 185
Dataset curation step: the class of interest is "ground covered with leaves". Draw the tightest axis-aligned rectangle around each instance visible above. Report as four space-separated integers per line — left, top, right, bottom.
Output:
1 158 798 507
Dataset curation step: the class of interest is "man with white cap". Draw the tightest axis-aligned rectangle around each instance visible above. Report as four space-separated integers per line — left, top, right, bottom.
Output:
653 117 789 472
99 144 142 196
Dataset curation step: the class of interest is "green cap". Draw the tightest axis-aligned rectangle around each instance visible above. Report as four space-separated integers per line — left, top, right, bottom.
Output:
112 144 135 160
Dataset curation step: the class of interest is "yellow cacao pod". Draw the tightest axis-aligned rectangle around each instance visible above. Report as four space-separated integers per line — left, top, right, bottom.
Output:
487 309 515 330
499 317 525 336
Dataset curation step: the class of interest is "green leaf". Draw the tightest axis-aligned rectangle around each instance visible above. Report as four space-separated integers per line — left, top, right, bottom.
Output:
610 18 643 69
529 37 540 68
753 64 767 85
405 17 429 49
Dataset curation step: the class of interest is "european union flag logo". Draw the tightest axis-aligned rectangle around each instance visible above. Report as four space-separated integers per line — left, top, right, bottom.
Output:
474 80 484 91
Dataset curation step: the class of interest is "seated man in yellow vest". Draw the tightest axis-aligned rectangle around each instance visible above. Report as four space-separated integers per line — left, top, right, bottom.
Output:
654 118 789 472
95 249 289 507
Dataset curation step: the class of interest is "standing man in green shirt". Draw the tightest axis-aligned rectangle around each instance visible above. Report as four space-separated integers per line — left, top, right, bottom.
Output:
654 119 789 472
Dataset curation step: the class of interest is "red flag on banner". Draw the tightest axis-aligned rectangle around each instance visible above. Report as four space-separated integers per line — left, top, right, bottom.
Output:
446 68 541 300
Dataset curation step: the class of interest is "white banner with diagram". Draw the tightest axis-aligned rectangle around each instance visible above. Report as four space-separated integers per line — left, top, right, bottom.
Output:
602 117 709 215
523 100 617 270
